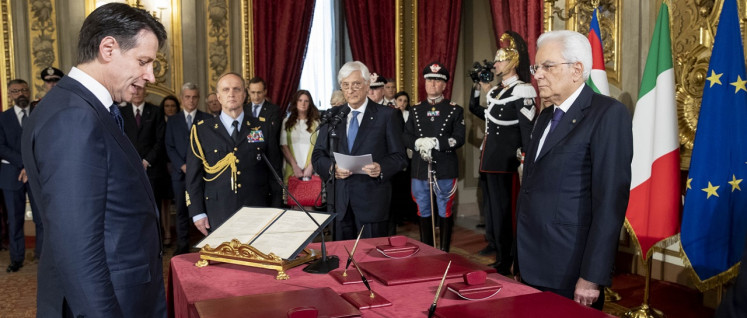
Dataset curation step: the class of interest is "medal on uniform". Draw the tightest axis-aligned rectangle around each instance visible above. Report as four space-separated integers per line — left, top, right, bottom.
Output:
247 127 265 143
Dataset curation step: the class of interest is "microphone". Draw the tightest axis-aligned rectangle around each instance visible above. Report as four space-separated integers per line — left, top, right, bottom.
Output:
314 106 350 133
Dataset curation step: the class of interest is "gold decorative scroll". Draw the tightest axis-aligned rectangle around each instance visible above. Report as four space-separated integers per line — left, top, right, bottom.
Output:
411 0 418 102
27 0 59 100
0 0 14 110
395 0 418 102
671 0 721 169
206 0 229 92
395 0 403 92
195 239 318 280
565 0 622 87
240 0 253 80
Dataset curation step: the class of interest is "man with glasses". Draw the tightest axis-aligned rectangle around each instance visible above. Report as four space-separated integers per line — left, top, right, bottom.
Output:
516 30 633 310
469 32 536 275
312 61 407 240
0 79 43 272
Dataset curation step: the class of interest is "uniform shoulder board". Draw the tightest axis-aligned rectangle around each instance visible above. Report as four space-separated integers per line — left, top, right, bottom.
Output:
513 83 537 99
197 120 205 125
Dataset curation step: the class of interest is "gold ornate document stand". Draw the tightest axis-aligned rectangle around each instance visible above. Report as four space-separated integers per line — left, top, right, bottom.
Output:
195 239 319 280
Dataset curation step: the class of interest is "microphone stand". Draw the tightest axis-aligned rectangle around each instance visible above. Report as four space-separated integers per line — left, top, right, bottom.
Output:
258 151 339 273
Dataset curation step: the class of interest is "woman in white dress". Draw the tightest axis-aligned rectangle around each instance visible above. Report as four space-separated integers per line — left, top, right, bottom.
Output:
280 90 320 184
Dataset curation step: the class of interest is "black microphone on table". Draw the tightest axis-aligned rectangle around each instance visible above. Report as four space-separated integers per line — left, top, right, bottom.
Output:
255 147 339 273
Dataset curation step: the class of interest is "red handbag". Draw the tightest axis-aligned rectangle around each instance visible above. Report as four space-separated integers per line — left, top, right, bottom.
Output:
286 175 324 207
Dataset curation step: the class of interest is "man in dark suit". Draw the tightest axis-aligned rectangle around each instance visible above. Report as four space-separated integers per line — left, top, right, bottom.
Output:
403 62 465 252
516 30 633 310
121 85 167 208
247 76 283 206
21 3 167 316
186 73 283 235
0 79 43 272
312 61 407 240
165 82 211 255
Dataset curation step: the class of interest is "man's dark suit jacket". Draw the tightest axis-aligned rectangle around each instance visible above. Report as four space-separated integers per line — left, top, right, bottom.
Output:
165 110 212 181
312 100 407 223
0 107 26 191
186 105 282 228
253 101 283 204
21 76 166 317
121 102 166 183
516 84 633 290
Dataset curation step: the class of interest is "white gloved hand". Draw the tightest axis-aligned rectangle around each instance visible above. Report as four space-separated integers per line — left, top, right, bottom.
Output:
414 137 437 162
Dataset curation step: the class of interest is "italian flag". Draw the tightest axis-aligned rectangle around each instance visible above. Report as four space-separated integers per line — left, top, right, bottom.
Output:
625 2 681 261
586 8 610 95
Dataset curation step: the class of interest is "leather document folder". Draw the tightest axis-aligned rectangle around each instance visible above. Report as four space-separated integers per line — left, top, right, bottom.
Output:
195 287 361 318
434 291 616 317
357 253 496 286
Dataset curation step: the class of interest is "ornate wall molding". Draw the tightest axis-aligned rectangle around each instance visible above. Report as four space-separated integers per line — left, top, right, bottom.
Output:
671 0 722 168
543 0 622 87
240 0 253 81
1 0 14 110
394 0 418 102
206 0 229 92
27 0 59 100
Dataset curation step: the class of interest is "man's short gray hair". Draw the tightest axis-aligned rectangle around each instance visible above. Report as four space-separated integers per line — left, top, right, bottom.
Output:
337 61 370 85
181 82 198 93
537 30 592 80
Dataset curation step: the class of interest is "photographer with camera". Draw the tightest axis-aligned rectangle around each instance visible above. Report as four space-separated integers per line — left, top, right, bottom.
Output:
469 31 536 275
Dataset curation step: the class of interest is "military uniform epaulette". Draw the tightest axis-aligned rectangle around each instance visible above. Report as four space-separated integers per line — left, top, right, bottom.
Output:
513 83 537 99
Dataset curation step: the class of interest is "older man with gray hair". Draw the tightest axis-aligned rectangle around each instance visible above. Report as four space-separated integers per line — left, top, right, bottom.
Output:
312 61 407 240
516 30 633 310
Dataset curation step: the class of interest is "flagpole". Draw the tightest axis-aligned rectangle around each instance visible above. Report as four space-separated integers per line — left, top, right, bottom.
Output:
623 258 664 318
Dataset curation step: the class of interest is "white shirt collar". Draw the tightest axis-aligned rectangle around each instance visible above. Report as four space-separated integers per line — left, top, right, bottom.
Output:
348 99 368 116
67 66 114 110
554 83 586 113
184 109 197 119
132 103 145 116
502 75 519 87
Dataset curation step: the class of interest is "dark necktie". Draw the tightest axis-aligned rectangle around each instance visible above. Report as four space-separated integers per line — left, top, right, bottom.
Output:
21 109 27 127
549 108 564 133
231 120 240 143
109 104 125 134
253 104 261 118
348 111 360 152
186 114 193 131
135 108 142 127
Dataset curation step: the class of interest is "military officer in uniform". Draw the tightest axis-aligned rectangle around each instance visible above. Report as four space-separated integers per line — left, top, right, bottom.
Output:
31 67 65 107
469 31 536 274
186 72 282 234
366 73 387 105
404 62 465 252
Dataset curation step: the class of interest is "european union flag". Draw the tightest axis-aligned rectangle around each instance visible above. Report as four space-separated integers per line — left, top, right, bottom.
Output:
681 0 747 290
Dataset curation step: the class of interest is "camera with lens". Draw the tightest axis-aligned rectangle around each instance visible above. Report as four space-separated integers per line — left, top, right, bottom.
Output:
468 60 495 84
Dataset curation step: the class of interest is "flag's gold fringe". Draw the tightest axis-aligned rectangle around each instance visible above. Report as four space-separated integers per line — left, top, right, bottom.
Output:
623 218 680 265
678 233 741 292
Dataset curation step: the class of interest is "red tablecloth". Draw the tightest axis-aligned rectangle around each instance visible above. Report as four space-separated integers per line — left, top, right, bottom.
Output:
168 237 539 318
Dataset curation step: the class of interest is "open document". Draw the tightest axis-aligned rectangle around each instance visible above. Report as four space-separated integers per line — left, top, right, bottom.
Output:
195 207 334 260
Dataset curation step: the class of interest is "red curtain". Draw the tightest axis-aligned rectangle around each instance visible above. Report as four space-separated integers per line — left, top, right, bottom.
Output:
417 0 462 100
253 0 316 113
343 0 396 79
489 0 543 66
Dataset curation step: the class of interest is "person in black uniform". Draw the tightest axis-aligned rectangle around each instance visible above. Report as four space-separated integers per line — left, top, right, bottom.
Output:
404 62 465 252
186 72 282 235
469 31 536 274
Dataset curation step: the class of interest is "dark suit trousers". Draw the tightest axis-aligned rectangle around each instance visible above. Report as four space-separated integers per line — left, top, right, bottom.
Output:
522 279 605 310
484 173 513 267
3 184 42 262
171 179 191 253
335 204 388 240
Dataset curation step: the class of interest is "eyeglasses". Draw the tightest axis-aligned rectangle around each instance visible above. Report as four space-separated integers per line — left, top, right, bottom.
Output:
9 88 30 94
529 62 575 75
340 81 363 91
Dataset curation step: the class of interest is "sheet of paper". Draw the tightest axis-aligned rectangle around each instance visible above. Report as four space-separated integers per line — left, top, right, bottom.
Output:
251 212 329 259
333 152 373 174
195 207 280 249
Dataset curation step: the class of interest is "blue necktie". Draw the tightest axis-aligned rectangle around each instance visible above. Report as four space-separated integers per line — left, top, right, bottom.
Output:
549 108 564 133
186 114 193 131
109 104 125 134
253 104 261 118
348 110 360 152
